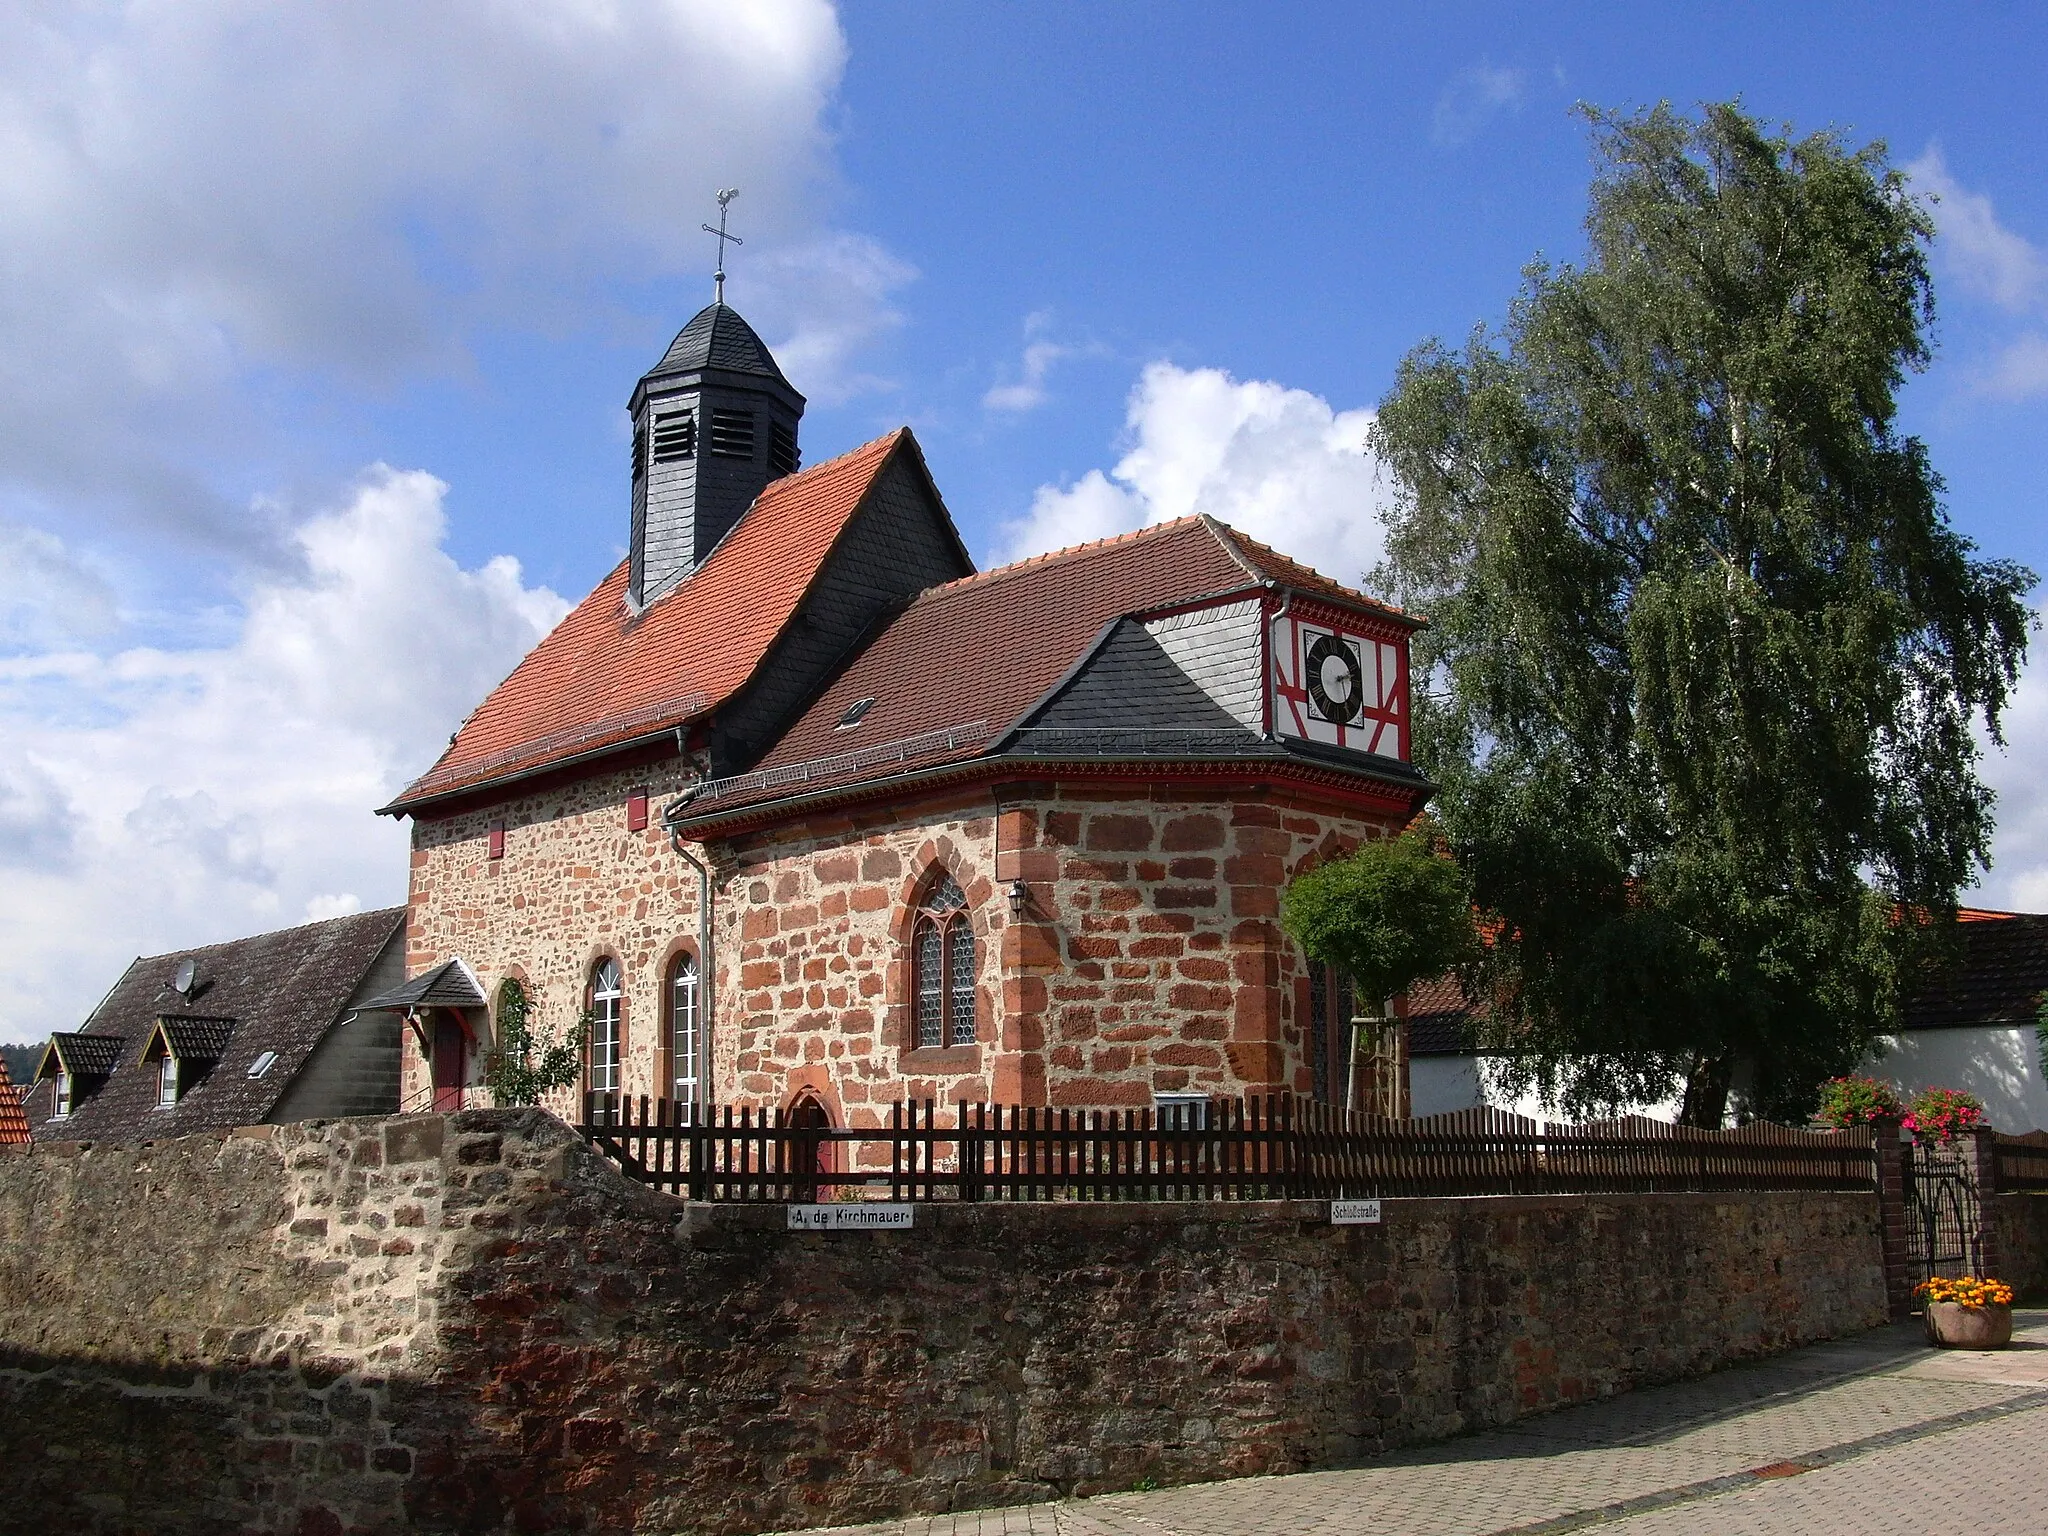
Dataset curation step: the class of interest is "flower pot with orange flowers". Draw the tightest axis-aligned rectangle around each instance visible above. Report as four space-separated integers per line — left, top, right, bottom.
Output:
1916 1276 2015 1349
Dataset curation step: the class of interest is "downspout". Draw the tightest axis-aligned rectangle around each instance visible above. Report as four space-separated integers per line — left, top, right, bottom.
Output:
666 815 715 1121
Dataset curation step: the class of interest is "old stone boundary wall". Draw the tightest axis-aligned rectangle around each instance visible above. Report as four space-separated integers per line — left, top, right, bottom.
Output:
0 1111 1887 1536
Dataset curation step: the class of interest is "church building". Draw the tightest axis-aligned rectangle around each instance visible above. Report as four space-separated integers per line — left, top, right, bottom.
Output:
381 294 1431 1130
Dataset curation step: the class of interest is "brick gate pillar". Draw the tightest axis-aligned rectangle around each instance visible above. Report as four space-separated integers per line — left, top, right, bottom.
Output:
1872 1116 1915 1320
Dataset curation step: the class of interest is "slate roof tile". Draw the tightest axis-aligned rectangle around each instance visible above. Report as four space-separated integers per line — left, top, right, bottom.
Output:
388 430 910 810
1903 912 2048 1030
684 517 1416 819
24 907 405 1143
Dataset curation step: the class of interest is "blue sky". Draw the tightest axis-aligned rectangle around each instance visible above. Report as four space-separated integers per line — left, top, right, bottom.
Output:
3 2 2045 1041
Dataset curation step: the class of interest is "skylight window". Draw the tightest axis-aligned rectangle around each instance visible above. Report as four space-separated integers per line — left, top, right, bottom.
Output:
836 697 877 730
247 1051 279 1079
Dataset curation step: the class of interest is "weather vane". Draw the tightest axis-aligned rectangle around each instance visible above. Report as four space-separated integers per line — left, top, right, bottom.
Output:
703 188 742 304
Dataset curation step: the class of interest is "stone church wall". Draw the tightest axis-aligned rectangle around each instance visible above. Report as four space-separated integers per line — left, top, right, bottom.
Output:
406 769 1403 1126
0 1111 1889 1536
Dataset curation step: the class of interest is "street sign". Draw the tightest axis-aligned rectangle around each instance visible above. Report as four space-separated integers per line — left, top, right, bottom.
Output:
787 1203 915 1231
1330 1198 1382 1225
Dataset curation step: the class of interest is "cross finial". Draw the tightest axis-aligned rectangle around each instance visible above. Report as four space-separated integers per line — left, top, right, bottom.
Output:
703 188 742 304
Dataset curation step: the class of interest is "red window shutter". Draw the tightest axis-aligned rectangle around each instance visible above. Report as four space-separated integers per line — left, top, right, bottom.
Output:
487 820 506 861
627 790 649 832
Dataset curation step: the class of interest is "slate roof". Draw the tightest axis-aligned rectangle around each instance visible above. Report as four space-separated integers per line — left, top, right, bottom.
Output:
0 1058 28 1146
43 1032 125 1079
386 430 920 811
649 302 789 384
153 1015 237 1061
23 907 405 1142
676 515 1421 823
358 956 487 1012
1902 912 2048 1031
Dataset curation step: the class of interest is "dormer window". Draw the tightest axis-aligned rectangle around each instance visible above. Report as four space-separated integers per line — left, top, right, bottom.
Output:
652 410 696 463
52 1067 70 1119
158 1053 179 1108
708 408 755 459
768 419 799 476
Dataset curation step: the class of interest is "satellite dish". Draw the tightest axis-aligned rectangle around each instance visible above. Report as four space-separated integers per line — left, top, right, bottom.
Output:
171 959 197 997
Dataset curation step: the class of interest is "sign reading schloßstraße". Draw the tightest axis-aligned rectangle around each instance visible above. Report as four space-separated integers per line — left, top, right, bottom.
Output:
787 1203 915 1231
1330 1199 1383 1225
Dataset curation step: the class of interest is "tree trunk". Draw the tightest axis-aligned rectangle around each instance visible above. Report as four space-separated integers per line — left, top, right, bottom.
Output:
1679 1053 1734 1129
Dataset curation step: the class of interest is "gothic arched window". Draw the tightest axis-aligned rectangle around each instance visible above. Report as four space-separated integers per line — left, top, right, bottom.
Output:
912 874 976 1049
586 958 622 1099
667 953 700 1119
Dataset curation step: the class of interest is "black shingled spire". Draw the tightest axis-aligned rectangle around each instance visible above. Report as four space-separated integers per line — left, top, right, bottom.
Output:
627 301 805 607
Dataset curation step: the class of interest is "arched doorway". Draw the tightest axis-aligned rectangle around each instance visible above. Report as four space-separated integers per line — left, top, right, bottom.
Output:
787 1091 833 1198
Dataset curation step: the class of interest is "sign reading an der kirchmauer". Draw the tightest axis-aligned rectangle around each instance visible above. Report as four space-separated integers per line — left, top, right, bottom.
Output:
787 1203 915 1231
1330 1199 1383 1225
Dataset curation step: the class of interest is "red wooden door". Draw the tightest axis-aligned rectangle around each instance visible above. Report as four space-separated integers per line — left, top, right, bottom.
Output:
432 1015 466 1112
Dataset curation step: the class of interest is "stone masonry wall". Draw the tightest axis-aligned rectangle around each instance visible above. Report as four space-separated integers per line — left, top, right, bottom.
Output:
2 1111 1888 1536
404 759 702 1118
409 769 1400 1127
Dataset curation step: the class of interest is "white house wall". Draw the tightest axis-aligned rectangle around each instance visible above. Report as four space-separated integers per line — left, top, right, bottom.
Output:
1863 1027 2048 1133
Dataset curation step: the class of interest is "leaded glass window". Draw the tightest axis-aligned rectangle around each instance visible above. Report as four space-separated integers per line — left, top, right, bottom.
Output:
912 874 975 1050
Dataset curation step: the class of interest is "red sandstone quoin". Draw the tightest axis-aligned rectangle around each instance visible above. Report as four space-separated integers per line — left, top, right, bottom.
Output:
379 296 1432 1129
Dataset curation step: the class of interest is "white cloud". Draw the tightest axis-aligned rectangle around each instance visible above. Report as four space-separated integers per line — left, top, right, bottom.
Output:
984 311 1087 414
998 362 1389 591
1980 605 2048 913
1432 64 1526 148
0 468 566 1043
0 522 119 646
1907 148 2048 401
0 0 877 546
1908 148 2048 312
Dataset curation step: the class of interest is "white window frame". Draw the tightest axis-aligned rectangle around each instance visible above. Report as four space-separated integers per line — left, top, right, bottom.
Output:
157 1052 179 1108
52 1065 71 1119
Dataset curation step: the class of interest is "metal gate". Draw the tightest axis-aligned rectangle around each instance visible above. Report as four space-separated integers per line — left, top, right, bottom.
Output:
1905 1140 1984 1282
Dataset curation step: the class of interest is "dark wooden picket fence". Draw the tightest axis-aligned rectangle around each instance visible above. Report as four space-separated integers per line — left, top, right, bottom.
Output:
1995 1129 2048 1191
577 1093 1876 1204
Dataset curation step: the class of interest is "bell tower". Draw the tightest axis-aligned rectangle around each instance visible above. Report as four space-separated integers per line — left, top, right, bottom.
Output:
627 195 805 607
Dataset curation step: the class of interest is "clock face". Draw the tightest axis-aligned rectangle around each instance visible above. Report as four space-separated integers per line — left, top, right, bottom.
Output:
1274 613 1406 758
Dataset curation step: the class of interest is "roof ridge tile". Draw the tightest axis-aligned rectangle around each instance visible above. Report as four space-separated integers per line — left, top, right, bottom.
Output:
927 516 1208 595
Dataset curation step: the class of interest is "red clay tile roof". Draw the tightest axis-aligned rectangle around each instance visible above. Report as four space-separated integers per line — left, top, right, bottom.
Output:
683 515 1414 820
388 429 915 811
0 1058 27 1146
1201 518 1419 627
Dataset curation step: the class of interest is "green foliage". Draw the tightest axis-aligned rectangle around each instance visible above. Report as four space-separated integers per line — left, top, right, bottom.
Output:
1905 1086 1987 1141
481 978 585 1109
1370 101 2036 1124
1814 1074 1902 1127
1279 829 1480 1012
0 1043 38 1087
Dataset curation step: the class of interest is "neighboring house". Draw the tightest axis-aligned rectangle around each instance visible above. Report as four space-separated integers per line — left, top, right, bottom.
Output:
22 908 407 1142
1869 908 2048 1132
0 1056 28 1146
379 295 1433 1128
1406 908 2048 1129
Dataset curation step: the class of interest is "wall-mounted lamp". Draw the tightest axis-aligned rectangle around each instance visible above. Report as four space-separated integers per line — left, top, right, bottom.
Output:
1008 879 1029 918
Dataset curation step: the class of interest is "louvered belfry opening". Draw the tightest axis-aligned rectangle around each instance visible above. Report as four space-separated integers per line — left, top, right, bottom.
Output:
627 300 805 607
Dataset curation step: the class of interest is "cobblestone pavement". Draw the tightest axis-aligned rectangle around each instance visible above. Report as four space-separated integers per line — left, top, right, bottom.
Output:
778 1312 2048 1536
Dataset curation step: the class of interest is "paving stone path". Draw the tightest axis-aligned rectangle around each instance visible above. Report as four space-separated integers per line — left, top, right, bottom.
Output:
780 1311 2048 1536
